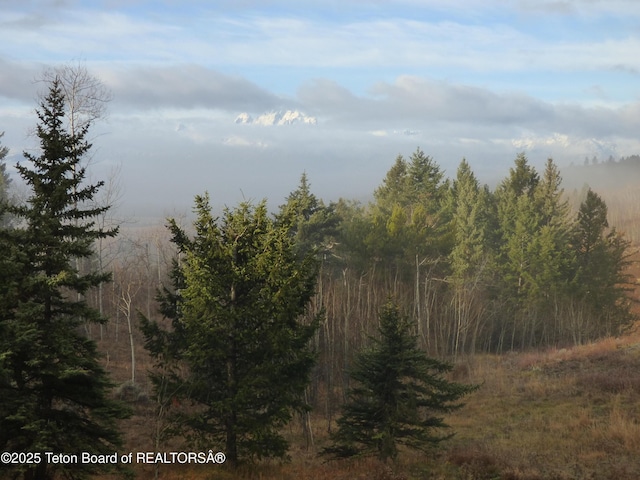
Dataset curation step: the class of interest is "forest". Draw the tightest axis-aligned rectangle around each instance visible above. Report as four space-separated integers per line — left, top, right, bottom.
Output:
0 73 638 480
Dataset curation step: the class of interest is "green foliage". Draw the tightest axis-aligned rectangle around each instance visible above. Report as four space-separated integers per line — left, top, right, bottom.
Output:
491 156 574 348
154 193 320 466
276 172 339 260
368 148 450 280
324 301 477 462
140 258 187 368
447 159 492 283
443 160 496 355
327 150 635 353
570 189 634 336
139 257 189 453
487 155 634 349
0 78 128 480
0 132 10 227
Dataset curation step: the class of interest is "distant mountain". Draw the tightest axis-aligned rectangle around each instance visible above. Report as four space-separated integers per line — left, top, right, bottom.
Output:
235 110 317 126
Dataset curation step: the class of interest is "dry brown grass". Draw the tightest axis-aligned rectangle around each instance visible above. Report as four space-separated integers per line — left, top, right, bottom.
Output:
441 329 640 480
92 322 640 479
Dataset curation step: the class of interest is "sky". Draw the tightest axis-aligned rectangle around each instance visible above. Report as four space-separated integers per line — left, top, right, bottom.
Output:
1 0 640 222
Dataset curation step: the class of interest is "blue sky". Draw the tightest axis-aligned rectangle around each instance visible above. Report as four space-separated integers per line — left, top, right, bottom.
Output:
1 0 640 221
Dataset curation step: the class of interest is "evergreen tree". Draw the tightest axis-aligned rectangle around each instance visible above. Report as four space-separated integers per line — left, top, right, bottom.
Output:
374 155 409 210
535 158 568 229
332 198 372 271
0 78 128 479
526 160 573 344
448 159 489 283
139 257 189 467
370 154 411 267
0 132 11 227
369 149 449 279
276 172 338 259
406 149 446 210
324 302 477 462
493 154 545 349
495 153 540 268
162 194 320 466
446 159 494 355
571 189 634 337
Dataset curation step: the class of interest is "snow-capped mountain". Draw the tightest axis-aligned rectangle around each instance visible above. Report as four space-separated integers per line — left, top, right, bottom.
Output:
235 110 317 126
234 113 253 124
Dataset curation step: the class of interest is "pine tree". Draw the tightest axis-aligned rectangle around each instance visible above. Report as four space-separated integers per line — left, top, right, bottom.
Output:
525 159 573 344
495 153 540 262
369 149 450 291
374 155 409 211
373 149 448 254
493 154 544 349
0 78 128 479
406 149 446 209
276 172 338 259
324 301 477 462
446 159 494 355
161 193 320 466
139 257 188 476
0 132 11 227
448 159 488 283
571 189 634 337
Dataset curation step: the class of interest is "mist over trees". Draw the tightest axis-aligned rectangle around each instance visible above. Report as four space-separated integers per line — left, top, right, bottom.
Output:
0 66 637 474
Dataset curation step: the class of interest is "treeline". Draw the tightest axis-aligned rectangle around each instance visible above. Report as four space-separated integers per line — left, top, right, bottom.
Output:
578 154 640 166
260 151 634 424
287 150 633 358
562 153 640 191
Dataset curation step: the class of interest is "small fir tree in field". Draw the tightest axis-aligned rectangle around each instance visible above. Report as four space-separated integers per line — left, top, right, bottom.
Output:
0 78 128 480
324 301 477 462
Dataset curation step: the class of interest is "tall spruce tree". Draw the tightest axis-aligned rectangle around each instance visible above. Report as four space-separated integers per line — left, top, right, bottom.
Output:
493 154 543 349
448 159 489 283
162 193 320 466
0 78 128 480
324 301 477 462
525 159 573 344
530 159 572 296
276 172 338 259
571 189 634 337
0 132 11 227
446 159 494 355
374 155 409 211
372 149 448 258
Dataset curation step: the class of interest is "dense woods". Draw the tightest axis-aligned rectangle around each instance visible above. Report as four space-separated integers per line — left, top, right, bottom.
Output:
0 73 637 477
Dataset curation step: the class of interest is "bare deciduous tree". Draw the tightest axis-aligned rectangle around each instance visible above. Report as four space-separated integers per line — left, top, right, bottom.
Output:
40 61 112 139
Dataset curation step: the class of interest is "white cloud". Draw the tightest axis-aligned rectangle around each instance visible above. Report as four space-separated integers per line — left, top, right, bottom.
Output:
102 64 283 112
4 4 639 77
369 130 388 137
222 135 268 148
511 133 571 150
2 0 640 220
515 0 640 17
